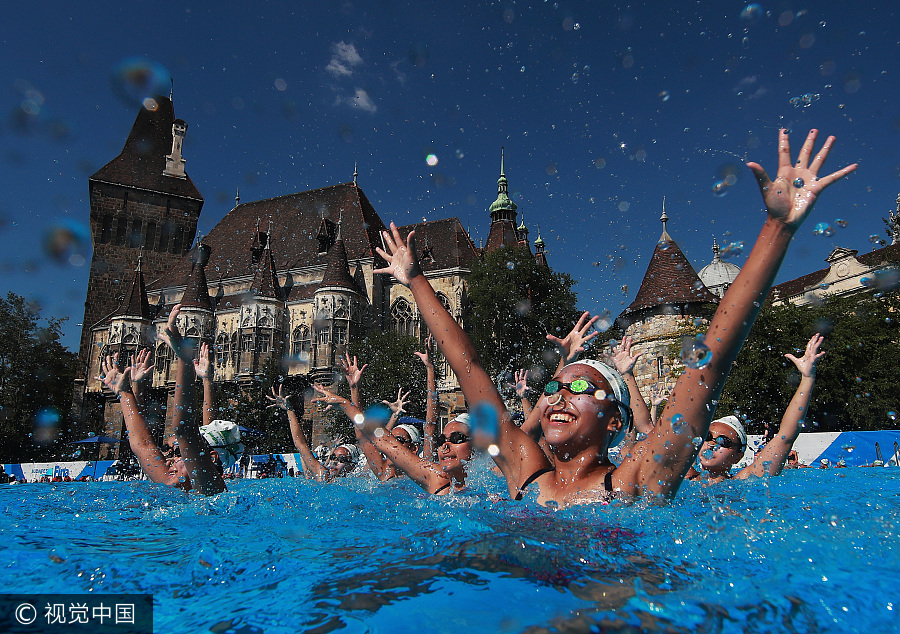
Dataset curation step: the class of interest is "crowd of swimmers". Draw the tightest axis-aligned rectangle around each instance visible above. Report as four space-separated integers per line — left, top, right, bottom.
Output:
78 129 886 504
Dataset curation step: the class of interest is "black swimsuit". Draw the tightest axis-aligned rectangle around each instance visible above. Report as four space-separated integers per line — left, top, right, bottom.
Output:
512 467 613 501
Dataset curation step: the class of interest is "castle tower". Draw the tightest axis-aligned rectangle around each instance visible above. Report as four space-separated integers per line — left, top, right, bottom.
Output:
614 199 718 390
237 229 286 378
534 228 548 267
484 148 521 252
73 95 203 430
311 235 366 384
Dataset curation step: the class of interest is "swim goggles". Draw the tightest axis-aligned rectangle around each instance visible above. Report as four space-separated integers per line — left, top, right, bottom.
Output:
543 379 606 399
326 453 354 464
434 431 469 446
706 433 741 450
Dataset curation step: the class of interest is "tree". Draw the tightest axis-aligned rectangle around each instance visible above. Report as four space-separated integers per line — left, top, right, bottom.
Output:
466 245 580 383
0 292 77 461
717 290 900 433
341 330 429 438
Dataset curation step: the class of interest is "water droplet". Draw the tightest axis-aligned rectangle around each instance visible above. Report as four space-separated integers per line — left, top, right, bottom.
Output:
506 261 515 270
719 241 744 259
888 411 898 421
793 177 805 188
712 180 729 197
834 218 848 228
671 413 687 435
813 223 834 237
658 240 670 250
860 276 874 287
658 90 671 102
470 402 501 449
692 436 704 448
680 336 713 369
740 4 763 25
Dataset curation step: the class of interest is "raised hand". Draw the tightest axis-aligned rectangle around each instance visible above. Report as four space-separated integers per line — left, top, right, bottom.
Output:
546 311 600 364
265 384 293 411
784 333 825 378
158 303 194 361
414 335 435 368
129 348 154 384
383 387 410 414
747 129 857 231
99 354 131 395
373 222 422 287
311 383 347 406
513 369 529 398
340 352 368 388
650 385 668 407
193 342 212 380
611 335 643 376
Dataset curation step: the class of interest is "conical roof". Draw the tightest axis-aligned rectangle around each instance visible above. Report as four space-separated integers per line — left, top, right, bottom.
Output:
112 255 151 320
180 243 213 310
249 244 282 300
90 95 202 201
318 239 359 294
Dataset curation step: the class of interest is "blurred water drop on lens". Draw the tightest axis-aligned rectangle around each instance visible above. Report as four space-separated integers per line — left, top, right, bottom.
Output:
596 309 613 332
469 401 500 449
681 336 713 369
711 180 729 197
873 268 900 291
671 413 688 435
719 241 744 259
740 4 763 25
111 57 172 107
42 220 90 266
34 407 61 444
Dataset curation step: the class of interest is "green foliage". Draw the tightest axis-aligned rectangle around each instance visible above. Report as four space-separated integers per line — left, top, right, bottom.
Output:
0 292 76 461
345 330 429 438
212 356 308 454
466 245 580 382
718 291 900 433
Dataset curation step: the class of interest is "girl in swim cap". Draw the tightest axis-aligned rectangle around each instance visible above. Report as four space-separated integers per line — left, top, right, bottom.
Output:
373 129 855 507
687 333 825 483
266 385 358 481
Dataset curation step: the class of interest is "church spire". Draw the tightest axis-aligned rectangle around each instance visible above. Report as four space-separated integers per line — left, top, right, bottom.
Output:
659 196 672 242
485 147 520 251
353 162 358 185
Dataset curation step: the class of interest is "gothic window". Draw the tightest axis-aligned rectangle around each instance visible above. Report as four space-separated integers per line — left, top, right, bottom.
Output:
257 332 271 354
317 326 331 345
100 214 112 244
292 325 311 356
230 332 239 365
115 216 127 246
155 343 171 377
435 293 452 314
123 330 138 345
144 222 156 250
391 298 417 338
216 333 228 367
128 218 143 248
333 324 347 346
240 333 253 353
185 324 201 338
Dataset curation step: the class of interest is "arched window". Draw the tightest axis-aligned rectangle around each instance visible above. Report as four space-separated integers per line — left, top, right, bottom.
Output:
435 292 452 315
216 333 228 367
292 325 311 357
230 332 239 366
155 343 171 378
391 298 417 338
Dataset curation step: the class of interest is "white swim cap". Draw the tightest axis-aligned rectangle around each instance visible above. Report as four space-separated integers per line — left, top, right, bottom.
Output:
200 420 245 468
712 415 747 451
394 424 421 445
449 413 471 428
337 444 360 464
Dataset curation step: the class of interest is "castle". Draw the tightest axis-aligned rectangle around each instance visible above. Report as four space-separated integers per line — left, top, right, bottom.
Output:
71 96 547 452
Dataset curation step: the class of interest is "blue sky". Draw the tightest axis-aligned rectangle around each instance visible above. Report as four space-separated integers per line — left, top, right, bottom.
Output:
2 1 898 348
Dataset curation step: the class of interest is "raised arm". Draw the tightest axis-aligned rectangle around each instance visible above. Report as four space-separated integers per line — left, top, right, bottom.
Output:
160 304 225 495
546 311 600 373
649 386 668 426
340 352 368 409
737 333 825 479
312 385 450 492
382 387 410 431
610 336 652 436
266 384 325 480
129 348 154 407
102 355 170 484
618 129 856 499
193 342 214 429
374 223 551 497
415 338 439 463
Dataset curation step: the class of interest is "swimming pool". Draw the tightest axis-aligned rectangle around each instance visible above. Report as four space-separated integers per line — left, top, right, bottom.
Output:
1 462 896 633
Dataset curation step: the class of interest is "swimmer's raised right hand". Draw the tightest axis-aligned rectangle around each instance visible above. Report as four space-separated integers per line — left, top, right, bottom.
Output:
747 129 857 231
374 222 422 287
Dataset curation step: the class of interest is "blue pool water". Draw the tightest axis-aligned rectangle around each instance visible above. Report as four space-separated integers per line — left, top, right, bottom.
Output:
1 463 897 633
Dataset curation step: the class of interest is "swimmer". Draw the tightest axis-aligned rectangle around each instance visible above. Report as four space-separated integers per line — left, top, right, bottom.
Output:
374 128 855 506
688 333 826 483
265 385 357 480
337 353 421 481
99 305 225 495
312 384 472 495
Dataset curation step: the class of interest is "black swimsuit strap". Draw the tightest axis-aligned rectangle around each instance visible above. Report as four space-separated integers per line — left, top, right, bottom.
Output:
433 481 452 494
513 467 554 501
604 470 613 492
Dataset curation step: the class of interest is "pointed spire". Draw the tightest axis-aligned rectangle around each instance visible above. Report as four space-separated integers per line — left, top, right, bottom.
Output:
112 252 151 319
353 162 358 185
712 237 721 260
319 237 359 294
181 238 213 310
235 187 240 206
169 77 174 101
534 226 545 249
659 196 672 242
486 146 520 250
534 226 548 267
249 237 281 300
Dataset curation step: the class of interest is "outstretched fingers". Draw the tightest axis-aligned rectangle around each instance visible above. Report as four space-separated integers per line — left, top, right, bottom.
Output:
814 161 858 190
795 129 819 169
